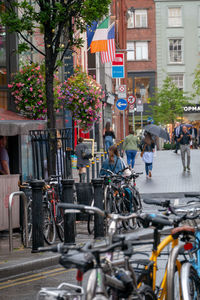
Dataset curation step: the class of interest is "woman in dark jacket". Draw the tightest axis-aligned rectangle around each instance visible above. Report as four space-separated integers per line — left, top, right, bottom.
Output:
75 137 90 182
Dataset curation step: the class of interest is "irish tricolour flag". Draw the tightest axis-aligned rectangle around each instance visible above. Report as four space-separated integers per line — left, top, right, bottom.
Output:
90 18 109 53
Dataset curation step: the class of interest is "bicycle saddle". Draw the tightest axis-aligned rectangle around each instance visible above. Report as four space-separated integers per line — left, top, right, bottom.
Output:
139 213 172 230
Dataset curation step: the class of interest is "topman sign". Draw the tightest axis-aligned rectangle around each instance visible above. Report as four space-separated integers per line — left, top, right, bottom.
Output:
184 105 200 113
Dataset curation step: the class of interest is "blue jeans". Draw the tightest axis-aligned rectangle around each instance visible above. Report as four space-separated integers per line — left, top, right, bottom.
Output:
105 136 113 153
126 150 137 168
145 162 152 175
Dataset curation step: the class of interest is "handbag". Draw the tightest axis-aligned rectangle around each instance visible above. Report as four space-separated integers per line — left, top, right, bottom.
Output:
81 148 92 159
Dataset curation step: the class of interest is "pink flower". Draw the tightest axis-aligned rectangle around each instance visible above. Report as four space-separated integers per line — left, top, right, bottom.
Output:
30 87 33 92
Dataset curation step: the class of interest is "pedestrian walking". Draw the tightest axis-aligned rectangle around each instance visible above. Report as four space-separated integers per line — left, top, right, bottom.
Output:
100 144 126 176
0 136 10 175
173 122 181 153
122 128 138 169
140 132 155 179
189 125 198 149
75 137 91 182
178 125 192 172
103 121 115 153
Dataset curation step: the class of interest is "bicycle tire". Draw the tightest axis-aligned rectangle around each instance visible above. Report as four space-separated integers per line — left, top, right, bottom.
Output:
120 188 138 230
181 262 200 300
22 199 32 246
43 205 56 245
56 215 64 242
87 199 94 235
167 244 184 300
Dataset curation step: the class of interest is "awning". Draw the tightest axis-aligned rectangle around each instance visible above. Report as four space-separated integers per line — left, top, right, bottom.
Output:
0 109 46 135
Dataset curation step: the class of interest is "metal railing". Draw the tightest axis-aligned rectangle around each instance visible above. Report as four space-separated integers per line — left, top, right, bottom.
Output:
8 191 28 252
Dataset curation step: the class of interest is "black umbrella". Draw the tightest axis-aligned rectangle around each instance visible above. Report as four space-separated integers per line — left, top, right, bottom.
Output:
144 124 170 141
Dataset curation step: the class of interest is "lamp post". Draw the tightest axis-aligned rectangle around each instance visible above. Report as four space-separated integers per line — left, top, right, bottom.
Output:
140 85 145 130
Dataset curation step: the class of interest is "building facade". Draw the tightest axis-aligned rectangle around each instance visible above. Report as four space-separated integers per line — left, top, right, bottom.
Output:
155 0 200 125
126 0 157 131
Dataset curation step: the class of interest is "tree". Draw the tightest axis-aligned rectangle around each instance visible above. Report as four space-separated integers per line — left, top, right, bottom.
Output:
192 62 200 98
0 0 111 129
150 76 191 126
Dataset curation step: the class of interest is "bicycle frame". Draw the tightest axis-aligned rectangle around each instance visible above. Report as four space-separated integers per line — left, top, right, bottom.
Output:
138 231 179 300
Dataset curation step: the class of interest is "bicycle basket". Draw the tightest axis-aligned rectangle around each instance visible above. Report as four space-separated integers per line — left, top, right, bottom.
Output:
37 283 84 300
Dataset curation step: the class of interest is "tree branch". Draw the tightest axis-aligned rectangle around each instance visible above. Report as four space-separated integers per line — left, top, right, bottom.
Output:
17 31 46 57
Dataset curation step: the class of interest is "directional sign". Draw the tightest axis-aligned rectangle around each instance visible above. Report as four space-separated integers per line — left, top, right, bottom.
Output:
116 99 128 111
128 95 136 104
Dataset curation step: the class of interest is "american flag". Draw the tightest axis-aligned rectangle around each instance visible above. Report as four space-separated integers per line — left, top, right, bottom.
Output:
100 23 115 64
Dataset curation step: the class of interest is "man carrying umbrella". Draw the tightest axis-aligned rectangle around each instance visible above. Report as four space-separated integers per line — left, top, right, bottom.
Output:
177 125 192 172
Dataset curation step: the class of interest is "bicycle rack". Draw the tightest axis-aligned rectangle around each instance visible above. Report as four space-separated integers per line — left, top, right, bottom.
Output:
8 191 28 253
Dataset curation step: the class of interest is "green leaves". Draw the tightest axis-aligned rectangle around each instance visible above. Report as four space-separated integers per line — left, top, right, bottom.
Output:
150 77 191 125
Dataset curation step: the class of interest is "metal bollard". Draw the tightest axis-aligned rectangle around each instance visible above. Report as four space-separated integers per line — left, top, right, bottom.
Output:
62 179 75 244
92 178 104 238
31 180 45 252
96 157 100 178
86 165 90 183
91 160 95 179
101 154 104 165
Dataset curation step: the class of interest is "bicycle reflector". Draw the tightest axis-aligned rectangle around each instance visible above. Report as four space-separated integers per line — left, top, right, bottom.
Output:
184 243 193 251
76 269 83 282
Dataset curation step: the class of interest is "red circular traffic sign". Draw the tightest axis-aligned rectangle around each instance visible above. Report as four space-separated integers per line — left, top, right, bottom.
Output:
128 95 136 104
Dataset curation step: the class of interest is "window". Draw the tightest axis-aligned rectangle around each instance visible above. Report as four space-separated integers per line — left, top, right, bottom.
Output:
136 42 148 60
127 42 148 60
170 74 184 90
168 7 182 27
127 9 147 28
127 42 135 61
169 39 183 63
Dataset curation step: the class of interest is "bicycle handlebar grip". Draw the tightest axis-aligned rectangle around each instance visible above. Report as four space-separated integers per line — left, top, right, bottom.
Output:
57 203 86 211
184 193 200 198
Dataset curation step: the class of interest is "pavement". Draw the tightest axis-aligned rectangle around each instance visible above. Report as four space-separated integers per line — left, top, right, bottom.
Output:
0 149 200 281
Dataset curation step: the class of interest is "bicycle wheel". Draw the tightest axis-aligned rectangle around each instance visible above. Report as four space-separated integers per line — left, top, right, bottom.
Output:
43 204 56 245
56 209 64 242
120 188 138 230
22 199 32 246
181 263 200 300
87 199 94 235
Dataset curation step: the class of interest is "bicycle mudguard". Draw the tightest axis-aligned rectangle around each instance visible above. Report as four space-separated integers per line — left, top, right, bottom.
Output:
59 250 94 273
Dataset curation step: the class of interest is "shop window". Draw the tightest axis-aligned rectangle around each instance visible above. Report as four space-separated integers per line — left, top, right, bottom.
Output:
168 7 182 27
135 77 150 103
127 41 148 61
0 68 6 85
127 77 133 95
127 9 147 28
169 39 183 63
0 91 7 109
170 74 184 90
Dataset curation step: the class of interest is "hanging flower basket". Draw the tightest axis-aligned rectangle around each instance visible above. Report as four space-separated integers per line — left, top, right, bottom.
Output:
57 68 105 130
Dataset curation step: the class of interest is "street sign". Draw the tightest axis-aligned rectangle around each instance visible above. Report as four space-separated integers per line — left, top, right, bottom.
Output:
118 85 126 98
129 104 135 113
116 99 128 111
128 95 136 104
136 98 143 112
112 66 124 78
112 53 124 66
